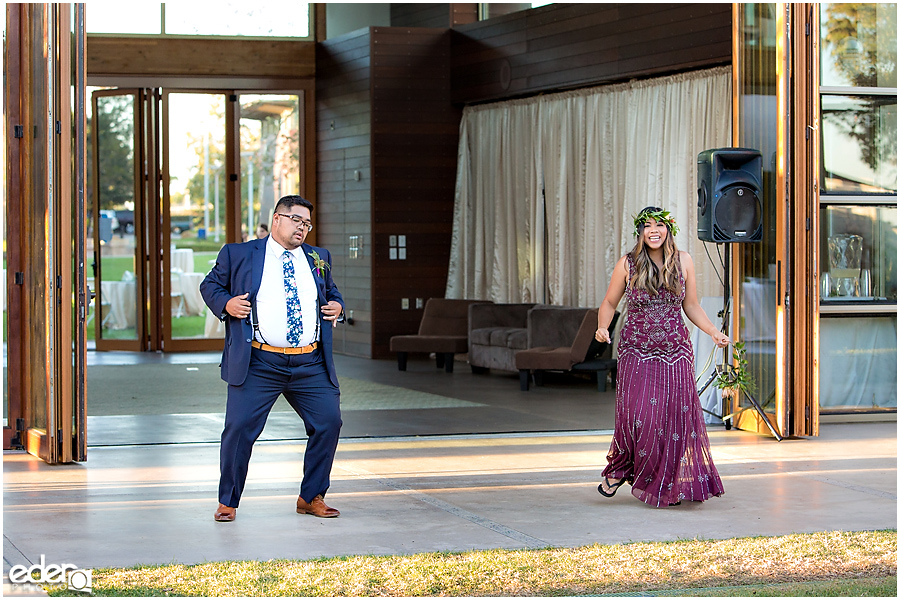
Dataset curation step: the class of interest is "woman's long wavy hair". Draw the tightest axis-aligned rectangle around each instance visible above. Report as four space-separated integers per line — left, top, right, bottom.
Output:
629 206 682 296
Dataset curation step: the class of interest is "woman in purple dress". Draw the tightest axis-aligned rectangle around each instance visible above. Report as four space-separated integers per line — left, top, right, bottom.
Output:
594 207 728 507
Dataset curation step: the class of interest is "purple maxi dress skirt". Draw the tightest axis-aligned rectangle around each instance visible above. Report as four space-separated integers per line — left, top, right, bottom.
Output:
602 255 725 507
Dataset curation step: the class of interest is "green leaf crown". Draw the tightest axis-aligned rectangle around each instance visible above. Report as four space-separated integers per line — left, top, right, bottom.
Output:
632 208 679 238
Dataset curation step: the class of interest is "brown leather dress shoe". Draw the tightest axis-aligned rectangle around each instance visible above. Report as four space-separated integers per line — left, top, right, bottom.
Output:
214 503 236 522
296 494 340 518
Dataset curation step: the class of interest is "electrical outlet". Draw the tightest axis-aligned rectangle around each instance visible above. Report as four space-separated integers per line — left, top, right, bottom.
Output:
401 298 409 310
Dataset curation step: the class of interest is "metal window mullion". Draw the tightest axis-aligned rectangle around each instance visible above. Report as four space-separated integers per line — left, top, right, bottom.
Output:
819 86 898 96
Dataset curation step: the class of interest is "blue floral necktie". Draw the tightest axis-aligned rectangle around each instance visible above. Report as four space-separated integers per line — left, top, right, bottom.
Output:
282 250 303 346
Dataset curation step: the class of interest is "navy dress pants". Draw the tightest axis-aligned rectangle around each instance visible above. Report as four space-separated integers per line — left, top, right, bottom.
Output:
218 347 342 508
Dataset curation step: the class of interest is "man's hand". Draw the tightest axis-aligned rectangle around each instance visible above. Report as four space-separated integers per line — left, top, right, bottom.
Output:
321 300 343 327
225 293 251 319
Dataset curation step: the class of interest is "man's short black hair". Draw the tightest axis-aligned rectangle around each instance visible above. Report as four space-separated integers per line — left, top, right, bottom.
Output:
274 195 314 214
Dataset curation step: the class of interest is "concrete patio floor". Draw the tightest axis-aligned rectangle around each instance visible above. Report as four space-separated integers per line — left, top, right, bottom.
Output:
3 352 897 595
4 423 896 573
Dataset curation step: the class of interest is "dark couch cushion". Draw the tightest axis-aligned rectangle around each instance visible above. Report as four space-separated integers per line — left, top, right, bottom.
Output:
488 327 525 347
507 328 528 350
469 327 494 346
515 347 573 371
390 335 469 354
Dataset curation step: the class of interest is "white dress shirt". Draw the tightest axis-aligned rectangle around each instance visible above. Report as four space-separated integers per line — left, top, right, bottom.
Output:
255 237 319 347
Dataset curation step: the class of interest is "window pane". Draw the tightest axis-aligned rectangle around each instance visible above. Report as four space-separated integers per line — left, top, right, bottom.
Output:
94 95 139 342
821 95 897 194
819 316 897 410
821 205 897 303
167 93 227 340
165 2 310 37
735 3 780 417
239 94 301 241
821 3 897 88
87 2 161 34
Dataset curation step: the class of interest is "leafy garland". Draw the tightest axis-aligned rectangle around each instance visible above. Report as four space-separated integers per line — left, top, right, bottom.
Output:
632 209 680 238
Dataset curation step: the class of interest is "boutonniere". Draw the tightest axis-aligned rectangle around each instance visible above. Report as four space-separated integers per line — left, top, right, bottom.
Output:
308 250 330 277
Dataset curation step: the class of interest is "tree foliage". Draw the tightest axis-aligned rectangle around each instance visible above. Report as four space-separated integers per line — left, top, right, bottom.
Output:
92 95 136 209
822 3 897 175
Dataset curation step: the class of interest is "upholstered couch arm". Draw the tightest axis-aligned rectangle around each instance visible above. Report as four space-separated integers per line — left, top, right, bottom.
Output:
527 306 592 349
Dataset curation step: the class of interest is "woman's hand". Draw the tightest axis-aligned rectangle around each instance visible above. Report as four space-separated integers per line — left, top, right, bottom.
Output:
710 330 730 348
595 328 611 343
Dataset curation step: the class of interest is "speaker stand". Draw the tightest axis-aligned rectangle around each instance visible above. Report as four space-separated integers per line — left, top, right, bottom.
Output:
698 244 783 441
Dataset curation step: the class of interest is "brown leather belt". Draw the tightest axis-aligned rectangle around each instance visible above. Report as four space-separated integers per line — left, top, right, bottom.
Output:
251 340 318 355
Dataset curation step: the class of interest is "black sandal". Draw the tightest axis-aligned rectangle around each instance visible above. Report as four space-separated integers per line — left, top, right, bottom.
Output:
597 476 626 497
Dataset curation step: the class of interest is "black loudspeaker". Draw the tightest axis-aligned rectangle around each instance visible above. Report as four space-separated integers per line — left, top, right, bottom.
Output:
697 148 763 242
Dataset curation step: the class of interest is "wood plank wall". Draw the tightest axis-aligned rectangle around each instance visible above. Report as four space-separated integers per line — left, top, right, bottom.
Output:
389 4 478 28
317 29 373 358
317 27 460 359
390 3 450 28
451 3 732 104
370 27 459 359
87 37 315 78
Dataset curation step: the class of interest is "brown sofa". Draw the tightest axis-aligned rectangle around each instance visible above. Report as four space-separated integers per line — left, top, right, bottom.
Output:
467 302 537 373
515 308 620 392
389 298 487 372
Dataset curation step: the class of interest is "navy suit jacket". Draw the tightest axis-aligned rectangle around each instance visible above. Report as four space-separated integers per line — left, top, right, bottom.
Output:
200 237 344 387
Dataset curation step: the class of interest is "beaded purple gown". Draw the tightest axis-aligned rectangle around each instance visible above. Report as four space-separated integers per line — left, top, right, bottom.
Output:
602 254 724 507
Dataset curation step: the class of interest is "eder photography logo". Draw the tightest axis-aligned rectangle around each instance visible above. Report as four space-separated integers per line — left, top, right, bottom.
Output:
8 554 92 593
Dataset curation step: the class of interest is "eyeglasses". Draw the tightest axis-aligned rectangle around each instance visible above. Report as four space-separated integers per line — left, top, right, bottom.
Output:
275 213 313 231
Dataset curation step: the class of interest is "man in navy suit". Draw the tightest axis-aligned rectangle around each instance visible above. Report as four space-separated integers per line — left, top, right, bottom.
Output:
201 195 345 522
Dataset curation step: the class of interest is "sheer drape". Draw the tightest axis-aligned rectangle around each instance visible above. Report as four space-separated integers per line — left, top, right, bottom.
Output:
447 66 733 305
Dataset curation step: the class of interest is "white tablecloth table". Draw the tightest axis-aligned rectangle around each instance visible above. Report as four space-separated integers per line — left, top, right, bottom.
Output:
204 309 225 338
741 278 777 342
100 280 136 330
171 248 194 275
178 272 206 316
691 296 725 424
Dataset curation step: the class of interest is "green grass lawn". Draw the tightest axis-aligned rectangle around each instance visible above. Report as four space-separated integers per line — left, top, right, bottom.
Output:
97 251 217 283
87 311 207 341
84 250 216 341
44 530 896 597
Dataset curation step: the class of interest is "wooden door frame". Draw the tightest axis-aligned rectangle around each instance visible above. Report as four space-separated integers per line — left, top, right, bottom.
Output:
788 3 820 436
97 81 318 352
4 3 86 460
5 3 27 450
730 3 820 438
730 3 788 437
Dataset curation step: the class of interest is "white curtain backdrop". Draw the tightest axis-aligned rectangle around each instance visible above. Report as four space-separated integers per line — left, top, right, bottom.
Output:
447 66 733 307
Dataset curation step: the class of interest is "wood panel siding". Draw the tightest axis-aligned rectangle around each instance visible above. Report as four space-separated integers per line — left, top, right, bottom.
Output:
369 27 460 359
317 29 373 358
451 3 732 104
317 27 461 359
87 37 315 79
391 3 451 28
